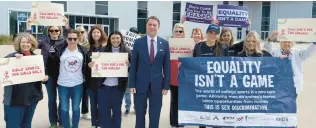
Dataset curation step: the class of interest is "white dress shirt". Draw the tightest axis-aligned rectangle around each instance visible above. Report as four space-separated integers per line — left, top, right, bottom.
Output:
147 35 158 57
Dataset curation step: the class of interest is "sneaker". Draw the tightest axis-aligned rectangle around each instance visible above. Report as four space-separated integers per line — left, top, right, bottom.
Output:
49 124 58 128
124 110 130 116
81 113 91 120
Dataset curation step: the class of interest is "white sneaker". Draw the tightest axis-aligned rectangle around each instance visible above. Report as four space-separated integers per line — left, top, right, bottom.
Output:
81 113 91 120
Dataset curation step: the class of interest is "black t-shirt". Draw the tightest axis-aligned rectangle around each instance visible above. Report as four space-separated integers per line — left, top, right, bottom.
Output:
200 43 217 57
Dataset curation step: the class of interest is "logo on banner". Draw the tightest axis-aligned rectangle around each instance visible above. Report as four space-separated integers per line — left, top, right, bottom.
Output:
94 64 99 72
223 116 235 124
280 29 286 37
3 71 9 81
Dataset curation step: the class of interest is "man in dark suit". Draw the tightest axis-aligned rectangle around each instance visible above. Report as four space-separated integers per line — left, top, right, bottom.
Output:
129 16 170 128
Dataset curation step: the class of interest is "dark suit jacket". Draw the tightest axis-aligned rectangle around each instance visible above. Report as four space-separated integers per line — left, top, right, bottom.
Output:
128 35 170 94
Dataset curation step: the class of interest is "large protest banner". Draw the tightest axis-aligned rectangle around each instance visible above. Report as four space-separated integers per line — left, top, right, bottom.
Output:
217 5 249 28
91 52 128 77
169 38 195 60
0 55 45 86
278 18 316 42
178 57 297 127
30 2 65 26
120 29 141 50
185 2 213 24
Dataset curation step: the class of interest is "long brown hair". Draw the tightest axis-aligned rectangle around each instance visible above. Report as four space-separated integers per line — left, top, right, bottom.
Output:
220 28 234 46
88 25 108 49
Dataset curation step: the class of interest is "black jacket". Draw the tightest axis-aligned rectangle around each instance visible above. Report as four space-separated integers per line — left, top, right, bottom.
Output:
97 46 132 92
3 52 43 106
226 41 244 56
46 42 90 84
86 46 106 92
237 50 272 57
193 41 228 57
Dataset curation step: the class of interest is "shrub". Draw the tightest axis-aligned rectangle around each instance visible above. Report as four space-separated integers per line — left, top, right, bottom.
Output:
0 35 13 45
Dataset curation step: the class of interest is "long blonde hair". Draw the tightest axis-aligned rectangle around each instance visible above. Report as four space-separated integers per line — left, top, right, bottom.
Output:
242 31 263 56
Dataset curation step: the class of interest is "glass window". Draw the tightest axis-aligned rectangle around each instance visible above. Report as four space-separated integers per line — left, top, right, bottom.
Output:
51 1 67 12
96 5 108 15
173 2 181 12
261 18 270 26
223 1 229 5
261 25 269 31
138 1 147 10
83 16 89 24
104 26 109 36
262 6 270 18
95 1 108 5
173 13 180 21
18 22 26 33
90 17 96 24
262 2 271 6
238 1 243 6
313 2 316 17
76 16 82 23
137 19 147 34
110 19 115 33
69 16 75 29
9 11 18 35
103 18 109 25
37 26 44 33
137 9 147 19
97 18 102 24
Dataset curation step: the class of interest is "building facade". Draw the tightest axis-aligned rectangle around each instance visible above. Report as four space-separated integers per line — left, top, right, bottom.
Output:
0 1 314 40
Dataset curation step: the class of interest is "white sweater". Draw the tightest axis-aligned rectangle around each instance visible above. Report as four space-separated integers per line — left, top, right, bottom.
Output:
263 41 316 94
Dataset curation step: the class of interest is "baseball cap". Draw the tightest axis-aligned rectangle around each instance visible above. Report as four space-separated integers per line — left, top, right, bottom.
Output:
206 24 220 34
129 27 139 34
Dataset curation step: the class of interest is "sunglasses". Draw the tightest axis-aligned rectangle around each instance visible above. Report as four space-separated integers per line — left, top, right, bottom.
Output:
68 38 77 41
175 30 183 33
49 30 60 33
80 31 85 34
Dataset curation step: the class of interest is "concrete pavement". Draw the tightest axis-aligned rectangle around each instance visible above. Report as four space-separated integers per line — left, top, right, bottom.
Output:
0 43 316 128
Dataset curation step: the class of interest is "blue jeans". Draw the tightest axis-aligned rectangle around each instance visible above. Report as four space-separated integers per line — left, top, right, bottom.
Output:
58 84 83 128
98 85 125 128
46 76 62 125
88 89 99 126
4 102 38 128
124 88 131 111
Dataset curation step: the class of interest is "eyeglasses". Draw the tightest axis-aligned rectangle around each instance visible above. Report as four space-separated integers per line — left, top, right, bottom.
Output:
175 31 183 34
68 38 77 41
49 30 60 33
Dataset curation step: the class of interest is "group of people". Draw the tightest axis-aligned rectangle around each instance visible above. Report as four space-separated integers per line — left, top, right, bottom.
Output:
2 14 316 128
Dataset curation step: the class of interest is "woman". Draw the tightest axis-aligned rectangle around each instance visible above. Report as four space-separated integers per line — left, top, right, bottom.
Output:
169 23 186 128
76 26 90 49
86 25 108 127
26 17 69 128
191 24 228 128
75 26 91 120
191 28 204 43
264 31 316 95
91 31 131 128
3 33 48 128
237 31 272 57
51 29 89 128
219 20 251 56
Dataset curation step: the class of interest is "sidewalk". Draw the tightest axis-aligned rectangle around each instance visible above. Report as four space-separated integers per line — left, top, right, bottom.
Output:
1 44 316 128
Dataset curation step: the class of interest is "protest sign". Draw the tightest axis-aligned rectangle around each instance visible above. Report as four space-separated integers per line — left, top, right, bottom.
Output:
178 57 297 127
169 38 195 60
217 5 249 28
30 2 65 26
185 2 213 24
120 29 141 50
0 55 45 86
278 18 316 42
91 52 128 77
